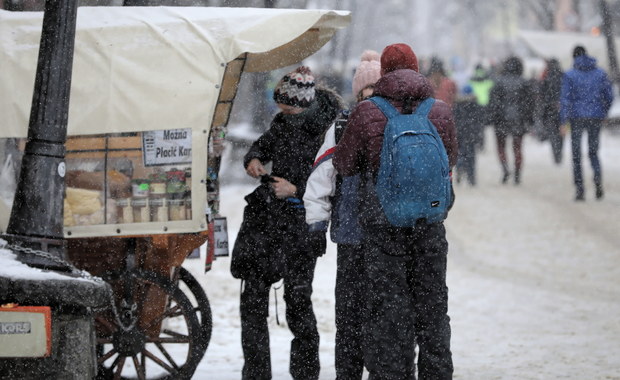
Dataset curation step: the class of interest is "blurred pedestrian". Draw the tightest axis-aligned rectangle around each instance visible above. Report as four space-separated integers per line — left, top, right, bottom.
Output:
304 50 385 380
231 66 342 380
469 63 494 108
454 84 483 186
428 56 458 109
540 58 565 164
488 56 534 185
560 45 614 201
334 43 457 380
468 63 495 151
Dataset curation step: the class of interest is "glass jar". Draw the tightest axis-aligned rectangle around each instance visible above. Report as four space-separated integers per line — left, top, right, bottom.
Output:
117 198 133 223
169 199 186 221
184 197 192 220
149 172 167 196
184 168 191 194
149 197 169 222
131 198 149 223
131 179 150 198
166 168 186 196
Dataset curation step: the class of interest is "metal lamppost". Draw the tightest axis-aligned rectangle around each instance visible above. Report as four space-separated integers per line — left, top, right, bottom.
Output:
3 0 77 269
600 0 620 84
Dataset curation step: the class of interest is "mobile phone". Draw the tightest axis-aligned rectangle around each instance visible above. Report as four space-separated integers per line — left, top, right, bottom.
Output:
260 174 276 184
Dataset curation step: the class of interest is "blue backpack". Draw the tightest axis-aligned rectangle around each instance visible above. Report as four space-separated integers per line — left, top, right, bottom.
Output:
370 96 451 226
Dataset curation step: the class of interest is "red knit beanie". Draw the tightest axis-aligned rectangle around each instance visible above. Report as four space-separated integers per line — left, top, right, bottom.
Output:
380 43 419 74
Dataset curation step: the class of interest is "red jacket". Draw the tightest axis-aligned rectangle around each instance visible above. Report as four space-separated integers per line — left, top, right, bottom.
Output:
334 69 458 178
431 75 458 108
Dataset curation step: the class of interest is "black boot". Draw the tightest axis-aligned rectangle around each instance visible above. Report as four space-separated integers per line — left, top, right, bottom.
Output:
514 170 521 185
501 163 510 184
575 188 585 201
501 169 510 184
595 184 604 200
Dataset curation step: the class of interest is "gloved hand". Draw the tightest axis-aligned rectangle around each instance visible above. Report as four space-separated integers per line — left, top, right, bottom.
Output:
304 230 327 257
304 221 328 257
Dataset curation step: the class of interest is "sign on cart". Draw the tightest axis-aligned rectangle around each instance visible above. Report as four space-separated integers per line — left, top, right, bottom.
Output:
142 128 192 166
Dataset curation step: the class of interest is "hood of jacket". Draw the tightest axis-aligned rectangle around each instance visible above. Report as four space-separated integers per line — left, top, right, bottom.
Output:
574 55 598 72
333 68 458 228
373 69 434 102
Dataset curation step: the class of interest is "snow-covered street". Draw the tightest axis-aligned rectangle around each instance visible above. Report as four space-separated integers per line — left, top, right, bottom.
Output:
185 127 620 379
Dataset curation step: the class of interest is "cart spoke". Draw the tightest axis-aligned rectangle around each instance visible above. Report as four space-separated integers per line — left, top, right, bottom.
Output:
143 304 182 331
113 356 126 380
155 342 180 370
110 354 122 371
132 355 146 380
143 347 176 373
98 348 117 364
162 329 189 340
95 315 118 334
140 351 145 377
97 337 113 345
151 336 190 344
171 267 181 284
166 305 185 318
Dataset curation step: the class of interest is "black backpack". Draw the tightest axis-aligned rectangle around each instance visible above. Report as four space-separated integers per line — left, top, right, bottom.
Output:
230 184 287 283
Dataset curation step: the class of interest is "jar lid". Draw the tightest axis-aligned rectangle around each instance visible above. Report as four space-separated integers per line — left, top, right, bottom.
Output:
149 172 167 181
166 170 185 180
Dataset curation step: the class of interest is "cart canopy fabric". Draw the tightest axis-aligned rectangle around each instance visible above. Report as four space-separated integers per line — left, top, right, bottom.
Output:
0 6 351 138
0 6 349 238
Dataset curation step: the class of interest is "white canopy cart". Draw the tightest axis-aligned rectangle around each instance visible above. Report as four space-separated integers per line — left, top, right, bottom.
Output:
0 6 350 378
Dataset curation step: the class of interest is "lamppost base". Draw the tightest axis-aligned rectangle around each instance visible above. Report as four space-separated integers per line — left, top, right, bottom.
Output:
1 234 71 272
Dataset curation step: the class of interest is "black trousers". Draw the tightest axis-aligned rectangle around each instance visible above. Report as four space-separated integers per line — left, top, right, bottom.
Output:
240 248 320 380
364 223 453 380
570 118 603 194
456 142 476 186
335 243 365 380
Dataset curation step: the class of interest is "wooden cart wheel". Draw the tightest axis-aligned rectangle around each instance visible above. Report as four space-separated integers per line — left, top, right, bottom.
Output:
174 267 212 353
95 269 202 380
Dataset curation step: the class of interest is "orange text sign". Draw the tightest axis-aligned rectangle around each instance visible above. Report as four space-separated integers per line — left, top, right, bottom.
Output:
0 305 52 357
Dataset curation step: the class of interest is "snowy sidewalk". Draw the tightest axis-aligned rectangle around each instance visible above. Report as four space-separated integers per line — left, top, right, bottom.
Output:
186 128 620 379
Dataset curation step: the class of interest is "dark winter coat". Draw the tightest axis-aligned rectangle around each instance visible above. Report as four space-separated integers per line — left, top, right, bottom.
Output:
232 87 342 281
244 87 342 199
488 72 534 137
333 69 457 228
560 55 614 123
454 96 483 150
540 61 563 133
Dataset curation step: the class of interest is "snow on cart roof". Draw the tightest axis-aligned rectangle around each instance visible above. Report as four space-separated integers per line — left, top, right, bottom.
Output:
0 6 351 138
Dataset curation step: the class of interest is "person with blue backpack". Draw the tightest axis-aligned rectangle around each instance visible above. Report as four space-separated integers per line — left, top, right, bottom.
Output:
304 50 416 380
334 43 458 380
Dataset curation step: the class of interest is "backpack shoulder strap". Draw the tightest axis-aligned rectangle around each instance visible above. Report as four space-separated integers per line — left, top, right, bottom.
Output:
334 109 349 143
415 97 435 117
368 96 399 119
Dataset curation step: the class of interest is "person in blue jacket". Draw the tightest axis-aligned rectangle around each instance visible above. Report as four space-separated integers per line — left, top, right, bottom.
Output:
560 45 614 201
